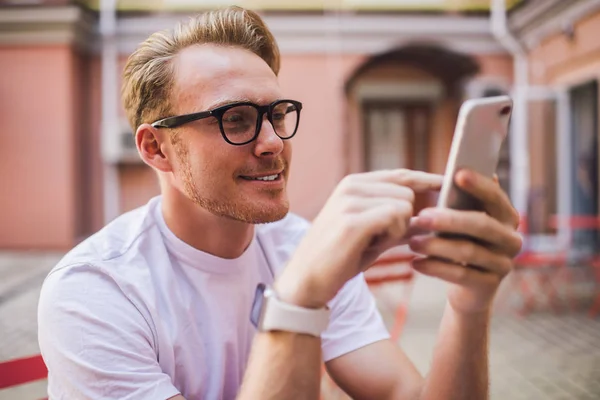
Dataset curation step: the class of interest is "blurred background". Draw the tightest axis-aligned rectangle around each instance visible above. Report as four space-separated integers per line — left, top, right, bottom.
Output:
0 0 599 398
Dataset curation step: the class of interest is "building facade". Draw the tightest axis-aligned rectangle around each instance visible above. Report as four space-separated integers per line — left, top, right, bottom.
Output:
0 0 599 251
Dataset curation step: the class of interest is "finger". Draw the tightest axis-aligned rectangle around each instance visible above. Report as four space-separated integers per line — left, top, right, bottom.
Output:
340 196 414 216
406 216 431 237
454 169 519 228
362 217 430 257
355 200 413 241
343 181 415 203
357 204 414 268
413 207 522 257
409 234 513 277
350 169 443 192
411 257 501 288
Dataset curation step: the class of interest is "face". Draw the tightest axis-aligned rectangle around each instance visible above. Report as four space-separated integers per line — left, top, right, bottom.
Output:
166 44 292 224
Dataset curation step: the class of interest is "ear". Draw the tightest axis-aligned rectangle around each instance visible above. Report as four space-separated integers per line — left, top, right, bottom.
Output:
136 123 173 173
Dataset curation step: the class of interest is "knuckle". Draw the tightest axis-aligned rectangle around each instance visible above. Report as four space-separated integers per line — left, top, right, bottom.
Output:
399 170 415 185
396 200 413 218
338 174 358 193
460 241 477 262
339 216 356 236
488 273 502 287
474 211 489 234
385 203 399 218
456 266 470 283
403 187 416 203
511 208 521 229
514 233 524 254
339 197 356 215
501 258 514 276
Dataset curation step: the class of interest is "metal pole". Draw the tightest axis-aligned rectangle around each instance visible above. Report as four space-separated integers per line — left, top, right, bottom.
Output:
490 0 530 216
99 0 120 224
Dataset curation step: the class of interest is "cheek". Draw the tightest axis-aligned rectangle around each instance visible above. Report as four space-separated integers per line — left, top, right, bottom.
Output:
187 143 236 182
283 141 293 169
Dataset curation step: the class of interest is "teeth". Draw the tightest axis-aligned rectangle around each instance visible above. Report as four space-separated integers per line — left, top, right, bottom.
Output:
255 174 278 181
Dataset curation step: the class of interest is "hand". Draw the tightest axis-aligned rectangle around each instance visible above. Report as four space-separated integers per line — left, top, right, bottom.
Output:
276 169 443 309
409 169 522 315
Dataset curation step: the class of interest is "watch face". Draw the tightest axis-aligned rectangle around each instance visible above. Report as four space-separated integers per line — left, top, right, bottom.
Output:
250 283 266 328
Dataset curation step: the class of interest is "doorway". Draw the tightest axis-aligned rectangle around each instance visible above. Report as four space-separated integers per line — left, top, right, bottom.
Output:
569 80 599 257
363 101 431 213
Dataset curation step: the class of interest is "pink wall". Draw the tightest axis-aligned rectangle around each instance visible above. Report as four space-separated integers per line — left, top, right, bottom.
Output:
119 165 160 213
473 53 514 82
277 54 364 219
85 57 107 235
528 9 600 86
0 46 78 249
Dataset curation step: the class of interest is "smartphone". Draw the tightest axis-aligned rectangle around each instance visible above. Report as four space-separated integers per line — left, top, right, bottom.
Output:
437 95 512 213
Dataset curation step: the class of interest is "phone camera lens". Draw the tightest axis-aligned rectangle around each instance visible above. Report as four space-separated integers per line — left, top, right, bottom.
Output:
499 106 511 116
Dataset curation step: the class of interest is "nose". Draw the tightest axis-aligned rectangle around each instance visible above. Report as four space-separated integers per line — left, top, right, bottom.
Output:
253 116 284 157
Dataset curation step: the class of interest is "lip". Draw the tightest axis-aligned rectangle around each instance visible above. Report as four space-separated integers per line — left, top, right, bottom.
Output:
238 170 285 187
239 170 284 179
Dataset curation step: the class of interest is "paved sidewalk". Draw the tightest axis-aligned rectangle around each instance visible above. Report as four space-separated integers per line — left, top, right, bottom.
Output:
397 276 600 400
1 252 599 399
0 251 62 400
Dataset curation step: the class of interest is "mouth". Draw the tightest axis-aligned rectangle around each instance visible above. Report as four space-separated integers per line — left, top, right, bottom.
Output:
239 171 283 182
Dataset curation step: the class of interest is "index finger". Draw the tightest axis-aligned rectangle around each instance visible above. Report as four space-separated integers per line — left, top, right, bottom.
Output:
454 169 519 228
356 169 443 192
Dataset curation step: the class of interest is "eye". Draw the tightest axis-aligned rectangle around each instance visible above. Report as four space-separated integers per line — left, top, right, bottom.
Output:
272 112 285 121
223 113 244 123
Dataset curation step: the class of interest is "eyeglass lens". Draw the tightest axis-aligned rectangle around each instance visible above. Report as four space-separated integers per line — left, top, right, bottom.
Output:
220 101 299 144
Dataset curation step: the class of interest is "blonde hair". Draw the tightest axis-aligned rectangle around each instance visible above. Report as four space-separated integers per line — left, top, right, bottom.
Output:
121 6 281 132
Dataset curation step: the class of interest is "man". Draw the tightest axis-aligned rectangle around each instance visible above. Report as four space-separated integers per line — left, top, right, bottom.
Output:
38 6 522 400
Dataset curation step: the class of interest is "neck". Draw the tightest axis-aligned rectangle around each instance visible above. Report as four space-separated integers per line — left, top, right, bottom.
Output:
161 190 255 259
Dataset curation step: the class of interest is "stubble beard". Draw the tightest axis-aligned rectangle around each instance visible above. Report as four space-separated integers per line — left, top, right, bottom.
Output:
173 136 289 224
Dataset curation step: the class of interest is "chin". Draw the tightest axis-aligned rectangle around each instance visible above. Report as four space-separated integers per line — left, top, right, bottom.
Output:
196 194 290 224
238 200 290 224
251 206 289 224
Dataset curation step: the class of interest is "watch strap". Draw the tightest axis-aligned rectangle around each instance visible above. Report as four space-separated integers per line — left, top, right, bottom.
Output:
261 294 331 337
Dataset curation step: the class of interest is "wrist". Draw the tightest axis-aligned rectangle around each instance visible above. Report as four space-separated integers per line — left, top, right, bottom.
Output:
446 300 492 321
274 272 329 310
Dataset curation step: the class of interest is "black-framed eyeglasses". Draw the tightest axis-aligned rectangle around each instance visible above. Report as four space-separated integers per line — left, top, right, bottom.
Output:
151 99 303 146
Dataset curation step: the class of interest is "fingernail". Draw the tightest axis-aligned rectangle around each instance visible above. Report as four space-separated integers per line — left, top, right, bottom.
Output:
416 209 438 227
409 235 426 248
419 208 437 216
457 169 473 185
416 215 433 227
411 257 427 270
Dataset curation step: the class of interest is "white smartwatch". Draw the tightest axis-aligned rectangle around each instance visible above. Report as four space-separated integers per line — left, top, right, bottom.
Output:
250 283 331 337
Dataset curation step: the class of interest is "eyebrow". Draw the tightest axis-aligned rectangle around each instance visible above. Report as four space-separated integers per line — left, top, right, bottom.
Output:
203 97 282 111
205 97 251 109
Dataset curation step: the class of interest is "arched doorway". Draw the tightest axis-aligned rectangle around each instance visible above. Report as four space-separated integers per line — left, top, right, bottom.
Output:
345 44 480 213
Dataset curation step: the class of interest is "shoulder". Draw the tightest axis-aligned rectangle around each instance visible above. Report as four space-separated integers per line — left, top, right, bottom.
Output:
57 197 162 267
42 197 168 320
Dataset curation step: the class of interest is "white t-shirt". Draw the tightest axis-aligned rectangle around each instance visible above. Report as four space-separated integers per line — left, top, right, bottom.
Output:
38 196 389 400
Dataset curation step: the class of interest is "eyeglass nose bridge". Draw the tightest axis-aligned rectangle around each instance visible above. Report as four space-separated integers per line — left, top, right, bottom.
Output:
254 104 278 138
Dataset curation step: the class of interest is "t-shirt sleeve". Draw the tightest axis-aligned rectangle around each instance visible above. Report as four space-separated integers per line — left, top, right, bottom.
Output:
38 264 181 400
321 273 390 362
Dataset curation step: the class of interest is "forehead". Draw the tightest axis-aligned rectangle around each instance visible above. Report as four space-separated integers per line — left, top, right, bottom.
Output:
171 44 281 110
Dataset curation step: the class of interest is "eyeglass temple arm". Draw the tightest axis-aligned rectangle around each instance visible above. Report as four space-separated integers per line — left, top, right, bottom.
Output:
152 111 213 128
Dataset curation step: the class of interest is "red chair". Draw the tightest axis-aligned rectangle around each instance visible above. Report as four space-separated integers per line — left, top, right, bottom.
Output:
587 256 600 318
505 216 570 315
549 215 600 317
508 214 600 316
0 354 47 399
